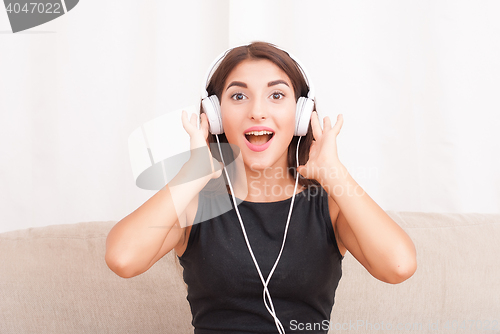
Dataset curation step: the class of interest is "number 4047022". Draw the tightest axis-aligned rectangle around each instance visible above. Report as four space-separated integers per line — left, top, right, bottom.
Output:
6 2 62 14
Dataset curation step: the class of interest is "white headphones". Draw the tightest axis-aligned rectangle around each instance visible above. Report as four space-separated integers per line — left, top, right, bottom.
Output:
201 43 316 137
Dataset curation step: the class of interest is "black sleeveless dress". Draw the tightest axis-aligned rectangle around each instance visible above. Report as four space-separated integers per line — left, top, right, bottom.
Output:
178 185 343 333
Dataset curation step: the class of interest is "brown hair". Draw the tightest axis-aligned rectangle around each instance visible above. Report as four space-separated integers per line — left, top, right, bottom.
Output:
201 41 321 190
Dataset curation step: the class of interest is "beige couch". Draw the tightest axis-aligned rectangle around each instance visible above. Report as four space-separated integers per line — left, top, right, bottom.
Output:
1 211 499 333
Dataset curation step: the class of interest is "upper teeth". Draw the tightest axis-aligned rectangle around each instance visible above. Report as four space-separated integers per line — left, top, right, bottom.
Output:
245 130 273 136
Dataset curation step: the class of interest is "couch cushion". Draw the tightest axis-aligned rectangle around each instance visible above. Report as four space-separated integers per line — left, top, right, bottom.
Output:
331 211 500 333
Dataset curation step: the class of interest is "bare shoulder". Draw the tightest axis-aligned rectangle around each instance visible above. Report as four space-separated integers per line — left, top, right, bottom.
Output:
327 195 347 257
174 192 199 258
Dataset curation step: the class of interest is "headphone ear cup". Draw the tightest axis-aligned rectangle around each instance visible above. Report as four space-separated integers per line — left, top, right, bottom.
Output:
202 95 223 134
295 97 315 136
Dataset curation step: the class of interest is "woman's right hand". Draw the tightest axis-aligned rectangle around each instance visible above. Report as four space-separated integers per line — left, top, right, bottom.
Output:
181 110 223 181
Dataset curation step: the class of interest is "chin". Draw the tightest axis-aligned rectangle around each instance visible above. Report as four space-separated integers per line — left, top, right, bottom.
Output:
244 153 287 173
243 159 268 172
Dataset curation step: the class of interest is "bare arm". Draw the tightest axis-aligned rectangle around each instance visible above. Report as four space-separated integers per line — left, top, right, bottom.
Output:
105 171 205 278
297 112 416 284
326 166 417 284
105 112 222 278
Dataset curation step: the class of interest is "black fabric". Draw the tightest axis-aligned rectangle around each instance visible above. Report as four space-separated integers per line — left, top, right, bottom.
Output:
178 185 343 334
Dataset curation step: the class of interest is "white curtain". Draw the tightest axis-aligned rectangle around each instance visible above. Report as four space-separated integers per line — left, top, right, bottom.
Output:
1 0 499 233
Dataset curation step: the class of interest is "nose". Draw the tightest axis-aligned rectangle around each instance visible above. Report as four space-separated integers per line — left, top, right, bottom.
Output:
249 98 267 121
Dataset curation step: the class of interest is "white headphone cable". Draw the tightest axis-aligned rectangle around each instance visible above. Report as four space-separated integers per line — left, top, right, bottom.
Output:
214 135 302 334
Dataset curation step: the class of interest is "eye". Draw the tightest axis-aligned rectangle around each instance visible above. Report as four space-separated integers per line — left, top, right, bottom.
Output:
270 91 285 100
231 92 247 101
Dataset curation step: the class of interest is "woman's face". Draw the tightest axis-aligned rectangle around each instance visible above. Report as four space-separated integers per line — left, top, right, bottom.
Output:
220 59 297 171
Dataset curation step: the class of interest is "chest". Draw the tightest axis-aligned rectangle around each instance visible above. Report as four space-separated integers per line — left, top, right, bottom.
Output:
182 206 342 300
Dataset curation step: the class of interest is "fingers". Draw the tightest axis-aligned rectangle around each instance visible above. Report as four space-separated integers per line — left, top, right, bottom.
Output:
199 112 207 129
324 116 332 130
181 110 192 134
182 110 209 134
190 112 197 127
332 114 343 135
311 111 342 139
311 111 322 141
320 113 343 137
200 113 209 138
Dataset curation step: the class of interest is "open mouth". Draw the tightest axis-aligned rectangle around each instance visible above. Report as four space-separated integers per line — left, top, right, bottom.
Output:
244 130 274 146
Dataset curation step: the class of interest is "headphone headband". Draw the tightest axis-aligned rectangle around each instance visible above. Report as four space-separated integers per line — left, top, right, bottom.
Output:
201 43 315 101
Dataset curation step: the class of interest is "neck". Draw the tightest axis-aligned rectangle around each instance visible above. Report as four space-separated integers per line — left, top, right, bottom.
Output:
236 164 303 202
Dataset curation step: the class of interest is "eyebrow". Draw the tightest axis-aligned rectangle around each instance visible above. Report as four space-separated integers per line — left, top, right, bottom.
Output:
225 79 290 91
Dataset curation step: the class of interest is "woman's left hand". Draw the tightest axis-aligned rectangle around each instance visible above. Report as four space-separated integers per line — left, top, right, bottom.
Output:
296 112 344 184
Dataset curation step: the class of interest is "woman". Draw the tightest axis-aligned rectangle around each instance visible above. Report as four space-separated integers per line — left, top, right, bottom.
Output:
105 42 417 334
